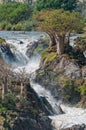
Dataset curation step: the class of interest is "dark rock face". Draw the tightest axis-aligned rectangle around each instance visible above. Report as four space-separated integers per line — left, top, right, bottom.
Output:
0 43 16 61
26 39 48 58
12 83 53 130
82 66 86 78
63 124 86 130
26 41 38 57
54 56 81 79
36 54 86 104
25 83 55 115
13 116 52 130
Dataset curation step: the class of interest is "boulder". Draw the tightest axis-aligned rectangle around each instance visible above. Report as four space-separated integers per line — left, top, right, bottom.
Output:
63 124 86 130
13 116 53 130
64 62 81 79
82 66 86 78
0 43 16 61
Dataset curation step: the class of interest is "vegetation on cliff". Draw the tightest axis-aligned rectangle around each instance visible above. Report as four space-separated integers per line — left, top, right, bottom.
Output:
0 0 86 129
34 9 86 106
0 56 53 130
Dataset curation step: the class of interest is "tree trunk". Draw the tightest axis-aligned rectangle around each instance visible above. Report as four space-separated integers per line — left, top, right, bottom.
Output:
57 35 65 55
64 33 70 48
2 83 5 100
48 34 56 47
4 77 8 93
2 77 8 100
20 82 24 96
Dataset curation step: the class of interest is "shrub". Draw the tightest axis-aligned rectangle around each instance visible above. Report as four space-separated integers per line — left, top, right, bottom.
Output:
14 23 23 31
0 94 17 110
5 23 12 30
79 83 86 96
0 38 5 43
0 21 8 30
59 76 80 102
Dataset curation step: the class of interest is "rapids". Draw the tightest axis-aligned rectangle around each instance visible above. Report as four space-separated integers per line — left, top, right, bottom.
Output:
0 31 86 130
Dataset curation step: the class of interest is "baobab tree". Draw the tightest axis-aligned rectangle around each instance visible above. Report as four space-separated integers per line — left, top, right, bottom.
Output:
17 68 30 97
35 9 84 54
0 59 12 100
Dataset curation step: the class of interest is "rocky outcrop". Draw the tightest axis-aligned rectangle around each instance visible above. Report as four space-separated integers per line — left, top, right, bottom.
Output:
13 83 53 130
0 77 53 130
58 57 81 79
36 47 86 104
0 42 16 62
82 66 86 78
26 39 48 58
13 115 52 130
63 124 86 130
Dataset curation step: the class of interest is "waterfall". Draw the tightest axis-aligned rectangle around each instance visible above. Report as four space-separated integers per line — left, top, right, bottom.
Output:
0 31 86 130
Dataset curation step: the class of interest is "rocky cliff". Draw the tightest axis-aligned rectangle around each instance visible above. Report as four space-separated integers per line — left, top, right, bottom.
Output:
36 44 86 106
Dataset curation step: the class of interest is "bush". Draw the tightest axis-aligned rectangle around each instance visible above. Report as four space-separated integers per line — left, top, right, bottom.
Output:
59 76 80 102
0 3 33 30
14 23 23 31
0 21 8 30
0 38 5 43
79 83 86 96
0 94 17 110
5 23 12 30
0 3 32 24
23 20 36 31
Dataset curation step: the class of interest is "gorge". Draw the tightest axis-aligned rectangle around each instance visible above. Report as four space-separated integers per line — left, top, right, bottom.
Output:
0 31 86 130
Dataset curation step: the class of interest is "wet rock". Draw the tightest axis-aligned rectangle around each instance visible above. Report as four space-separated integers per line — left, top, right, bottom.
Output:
82 66 86 78
26 83 55 115
26 41 38 57
13 116 53 130
0 43 16 61
26 39 48 58
12 82 54 130
63 124 86 130
64 62 81 79
19 41 24 44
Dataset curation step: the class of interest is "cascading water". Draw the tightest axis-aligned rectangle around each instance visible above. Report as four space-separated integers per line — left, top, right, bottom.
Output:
0 31 86 130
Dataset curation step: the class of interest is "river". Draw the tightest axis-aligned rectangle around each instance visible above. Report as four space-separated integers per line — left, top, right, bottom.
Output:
0 31 86 130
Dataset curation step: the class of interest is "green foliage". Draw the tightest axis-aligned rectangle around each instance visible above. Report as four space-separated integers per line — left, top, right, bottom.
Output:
65 46 86 66
35 9 83 34
45 52 57 62
0 3 32 30
0 38 5 43
22 19 36 31
41 48 49 61
79 83 86 96
5 23 12 31
41 50 57 66
13 23 23 31
34 0 77 12
0 94 17 110
0 21 8 30
74 36 86 52
0 105 6 112
59 76 80 102
19 97 38 118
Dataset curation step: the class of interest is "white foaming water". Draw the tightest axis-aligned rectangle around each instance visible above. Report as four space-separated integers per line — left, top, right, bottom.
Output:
50 104 86 129
31 81 62 115
0 31 86 130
